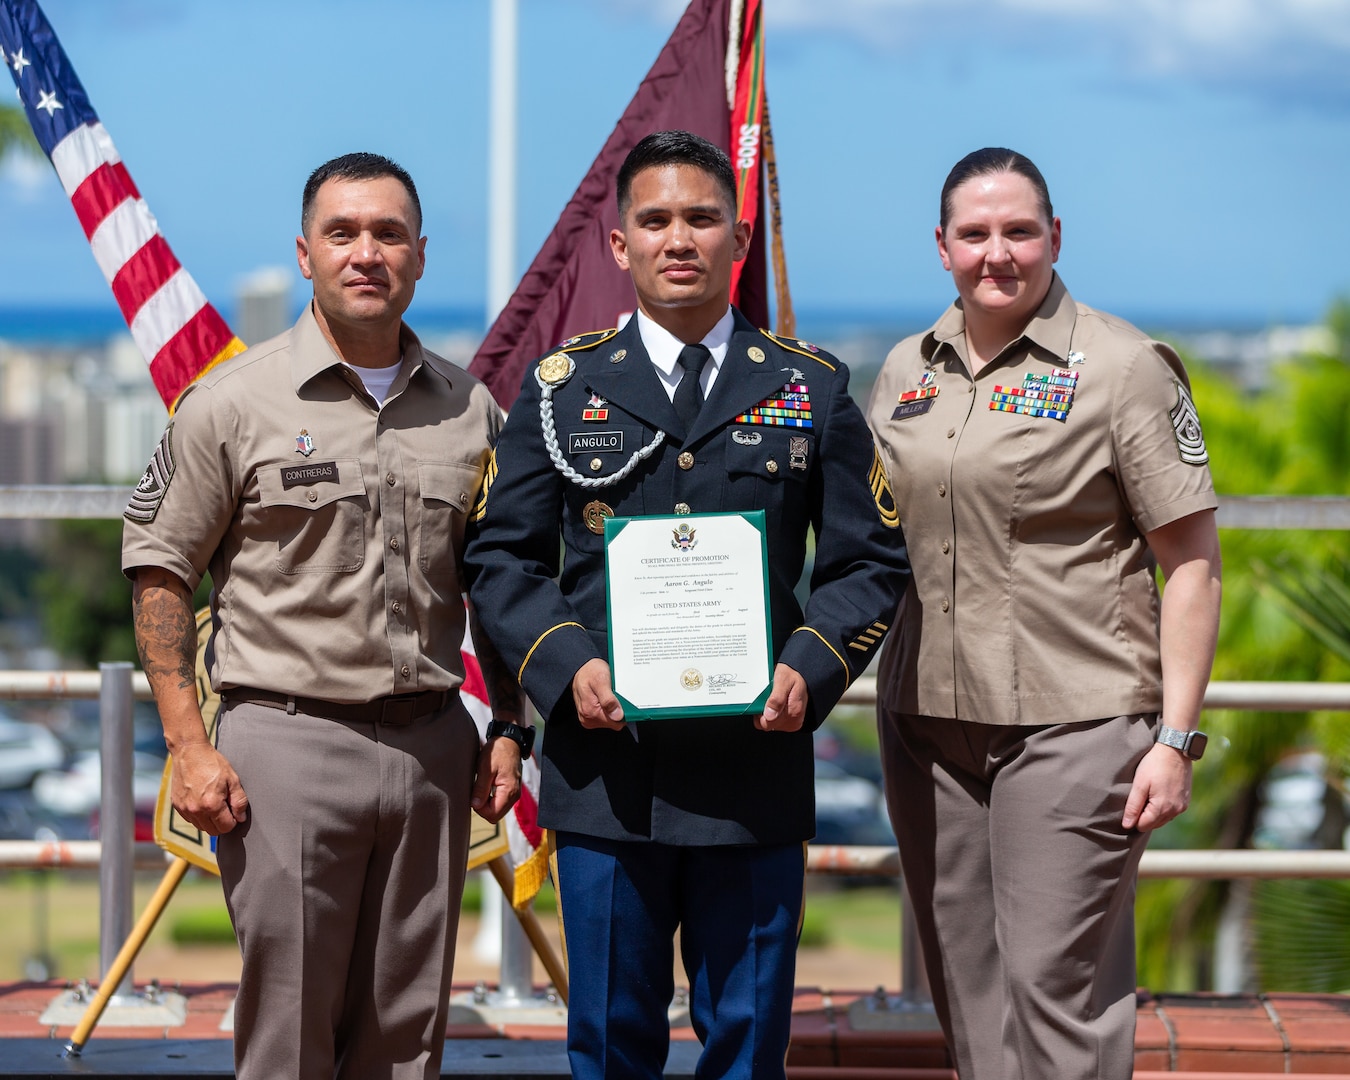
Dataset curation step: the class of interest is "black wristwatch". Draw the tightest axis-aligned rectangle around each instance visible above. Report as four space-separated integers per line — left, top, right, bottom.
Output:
486 719 536 756
1156 725 1208 761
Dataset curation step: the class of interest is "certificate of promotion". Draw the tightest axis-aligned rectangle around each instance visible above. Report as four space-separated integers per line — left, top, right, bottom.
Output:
604 511 773 720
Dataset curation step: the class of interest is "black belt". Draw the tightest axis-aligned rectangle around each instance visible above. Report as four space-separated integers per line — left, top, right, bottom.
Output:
224 688 450 726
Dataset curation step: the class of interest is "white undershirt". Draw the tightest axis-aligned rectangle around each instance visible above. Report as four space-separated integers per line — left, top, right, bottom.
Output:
636 307 735 401
346 360 401 405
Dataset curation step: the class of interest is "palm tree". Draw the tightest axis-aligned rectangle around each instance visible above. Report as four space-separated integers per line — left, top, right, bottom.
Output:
0 101 41 161
1135 314 1350 991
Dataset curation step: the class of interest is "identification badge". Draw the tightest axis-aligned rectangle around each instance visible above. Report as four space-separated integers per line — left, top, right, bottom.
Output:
568 431 624 455
280 461 339 488
892 399 935 420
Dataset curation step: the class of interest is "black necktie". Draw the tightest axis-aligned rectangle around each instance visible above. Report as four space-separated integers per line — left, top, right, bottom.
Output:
674 343 711 430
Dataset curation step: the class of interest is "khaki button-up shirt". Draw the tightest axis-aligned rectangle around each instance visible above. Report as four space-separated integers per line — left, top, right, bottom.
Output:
866 276 1217 725
122 307 501 703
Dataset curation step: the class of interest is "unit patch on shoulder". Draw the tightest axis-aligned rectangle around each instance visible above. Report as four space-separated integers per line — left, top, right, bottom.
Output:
1169 381 1209 466
125 424 176 524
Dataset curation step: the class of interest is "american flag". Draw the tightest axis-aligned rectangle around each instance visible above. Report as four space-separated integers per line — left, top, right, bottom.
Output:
0 0 244 408
1 0 548 907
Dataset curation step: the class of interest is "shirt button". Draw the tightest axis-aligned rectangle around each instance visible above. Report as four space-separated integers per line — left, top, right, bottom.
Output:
386 472 396 486
937 482 947 496
306 490 318 503
674 502 691 515
941 539 951 554
941 597 950 613
766 459 779 474
677 452 694 470
390 537 400 552
401 664 411 679
590 458 603 472
947 428 956 439
391 601 402 614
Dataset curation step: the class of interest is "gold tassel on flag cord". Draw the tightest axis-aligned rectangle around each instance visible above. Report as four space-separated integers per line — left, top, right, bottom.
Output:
761 96 796 339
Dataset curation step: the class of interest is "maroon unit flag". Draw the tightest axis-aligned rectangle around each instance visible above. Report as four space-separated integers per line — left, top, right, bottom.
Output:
470 0 771 408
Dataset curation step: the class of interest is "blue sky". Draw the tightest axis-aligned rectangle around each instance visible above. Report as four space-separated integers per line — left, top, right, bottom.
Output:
3 0 1350 330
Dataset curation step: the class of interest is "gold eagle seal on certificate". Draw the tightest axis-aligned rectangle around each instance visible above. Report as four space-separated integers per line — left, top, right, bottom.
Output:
681 668 704 691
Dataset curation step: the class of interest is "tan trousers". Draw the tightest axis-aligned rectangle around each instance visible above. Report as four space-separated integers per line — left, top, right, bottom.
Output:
879 710 1155 1080
217 697 478 1080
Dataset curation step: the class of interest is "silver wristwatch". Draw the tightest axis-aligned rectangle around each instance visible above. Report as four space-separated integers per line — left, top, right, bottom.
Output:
1156 725 1208 760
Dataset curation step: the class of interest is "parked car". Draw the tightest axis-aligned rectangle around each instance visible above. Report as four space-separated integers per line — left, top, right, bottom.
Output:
0 713 67 789
31 749 166 817
813 757 896 848
0 789 90 841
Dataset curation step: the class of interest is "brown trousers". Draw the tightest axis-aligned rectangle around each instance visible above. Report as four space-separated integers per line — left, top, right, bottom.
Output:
217 697 478 1080
879 710 1155 1080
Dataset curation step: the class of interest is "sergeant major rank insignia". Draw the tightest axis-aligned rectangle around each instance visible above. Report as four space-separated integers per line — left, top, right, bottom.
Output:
125 424 176 524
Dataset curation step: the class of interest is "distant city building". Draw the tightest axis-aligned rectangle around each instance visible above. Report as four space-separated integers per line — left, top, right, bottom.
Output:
235 267 294 347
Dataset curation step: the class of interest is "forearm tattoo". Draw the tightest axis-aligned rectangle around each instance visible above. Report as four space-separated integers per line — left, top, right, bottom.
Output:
133 585 197 693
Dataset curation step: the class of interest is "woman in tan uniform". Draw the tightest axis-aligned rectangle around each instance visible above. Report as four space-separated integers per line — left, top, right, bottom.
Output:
866 148 1222 1080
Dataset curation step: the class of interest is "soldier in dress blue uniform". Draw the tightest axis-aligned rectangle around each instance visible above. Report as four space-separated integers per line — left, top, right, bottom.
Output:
464 131 910 1080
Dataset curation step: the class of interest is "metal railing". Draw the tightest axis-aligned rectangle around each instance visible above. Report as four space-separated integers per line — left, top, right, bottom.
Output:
3 486 1349 1011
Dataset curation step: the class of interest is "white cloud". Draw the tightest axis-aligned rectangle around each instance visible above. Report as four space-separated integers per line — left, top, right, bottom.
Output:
627 0 1350 109
0 154 58 204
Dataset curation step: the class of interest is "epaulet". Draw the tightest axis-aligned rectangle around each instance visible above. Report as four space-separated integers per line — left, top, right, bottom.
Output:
555 328 619 353
759 328 836 371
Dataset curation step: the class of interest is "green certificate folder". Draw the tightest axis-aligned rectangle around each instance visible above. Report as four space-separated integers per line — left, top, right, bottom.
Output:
603 510 774 720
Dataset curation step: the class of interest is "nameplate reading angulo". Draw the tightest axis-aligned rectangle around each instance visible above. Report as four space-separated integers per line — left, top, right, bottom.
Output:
568 431 624 455
281 461 339 488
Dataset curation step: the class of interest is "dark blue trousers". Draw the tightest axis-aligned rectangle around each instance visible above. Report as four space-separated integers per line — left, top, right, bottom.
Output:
553 832 805 1080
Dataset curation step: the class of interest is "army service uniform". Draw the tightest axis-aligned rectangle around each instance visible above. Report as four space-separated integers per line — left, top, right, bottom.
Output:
122 306 501 1080
865 274 1217 1080
464 308 910 1080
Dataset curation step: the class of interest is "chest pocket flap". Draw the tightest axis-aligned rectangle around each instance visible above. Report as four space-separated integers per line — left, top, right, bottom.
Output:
726 429 812 483
257 458 367 509
418 461 478 512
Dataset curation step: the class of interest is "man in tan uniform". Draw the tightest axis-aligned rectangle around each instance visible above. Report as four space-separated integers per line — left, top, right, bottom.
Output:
122 152 529 1080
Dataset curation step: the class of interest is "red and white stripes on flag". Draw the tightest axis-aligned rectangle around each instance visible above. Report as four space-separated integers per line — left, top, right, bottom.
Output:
460 624 549 907
1 0 245 409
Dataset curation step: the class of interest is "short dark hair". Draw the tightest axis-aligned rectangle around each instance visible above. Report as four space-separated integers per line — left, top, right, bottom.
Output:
616 130 737 220
301 152 422 237
939 148 1053 230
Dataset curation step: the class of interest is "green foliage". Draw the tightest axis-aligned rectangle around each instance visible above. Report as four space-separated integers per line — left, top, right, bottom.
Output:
0 545 42 619
34 520 137 667
1251 879 1350 992
30 520 213 667
0 103 41 161
1133 311 1350 992
169 906 236 945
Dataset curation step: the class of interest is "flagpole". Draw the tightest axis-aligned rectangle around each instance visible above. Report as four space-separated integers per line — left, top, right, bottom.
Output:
487 0 518 323
484 0 540 1009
